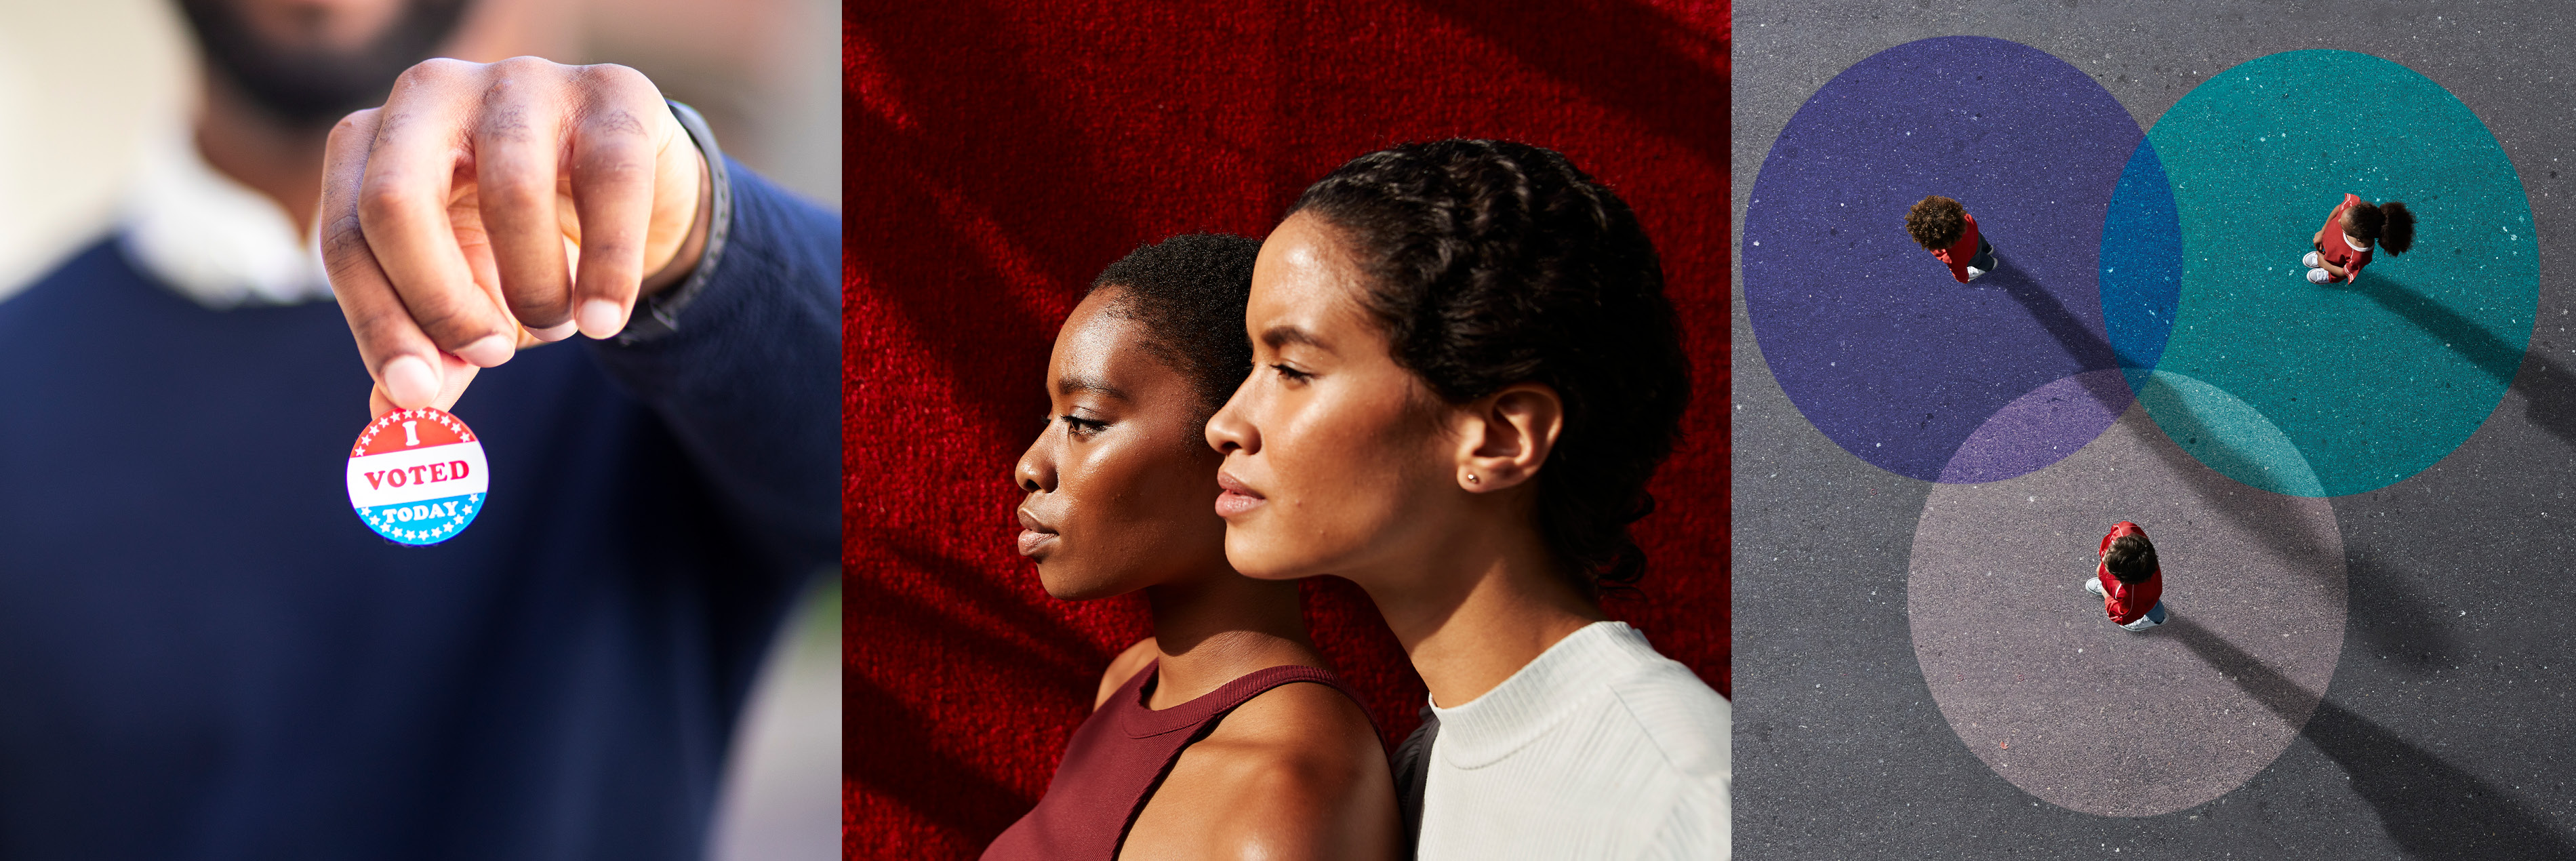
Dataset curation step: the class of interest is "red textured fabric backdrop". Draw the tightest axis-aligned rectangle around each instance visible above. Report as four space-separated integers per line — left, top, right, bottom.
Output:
843 3 1731 857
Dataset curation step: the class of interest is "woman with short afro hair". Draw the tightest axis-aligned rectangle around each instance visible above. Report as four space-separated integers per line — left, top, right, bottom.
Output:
987 234 1399 861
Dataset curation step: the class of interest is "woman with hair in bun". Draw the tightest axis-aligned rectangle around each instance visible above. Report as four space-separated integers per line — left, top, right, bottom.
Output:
986 235 1400 861
2303 194 2416 283
1206 140 1729 860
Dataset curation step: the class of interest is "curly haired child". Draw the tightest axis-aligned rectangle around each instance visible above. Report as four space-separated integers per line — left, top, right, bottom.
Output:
2302 195 2415 284
1906 195 1996 283
2082 521 2167 630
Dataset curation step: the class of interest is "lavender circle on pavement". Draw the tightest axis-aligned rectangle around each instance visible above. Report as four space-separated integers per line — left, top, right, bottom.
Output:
1744 36 2162 482
1911 403 2346 816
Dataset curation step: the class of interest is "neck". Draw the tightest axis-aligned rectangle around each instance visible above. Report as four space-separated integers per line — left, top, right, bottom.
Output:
1142 571 1323 709
1356 513 1605 709
194 76 331 238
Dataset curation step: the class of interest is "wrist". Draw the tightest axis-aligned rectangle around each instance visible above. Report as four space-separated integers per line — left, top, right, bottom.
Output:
612 100 736 345
640 146 715 297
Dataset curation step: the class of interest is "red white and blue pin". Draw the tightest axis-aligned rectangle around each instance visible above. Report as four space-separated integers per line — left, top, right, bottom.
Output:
347 407 489 546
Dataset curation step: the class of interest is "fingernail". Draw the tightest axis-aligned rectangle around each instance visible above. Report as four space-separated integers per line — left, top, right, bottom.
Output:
456 334 515 367
527 321 579 342
576 299 626 340
384 355 440 408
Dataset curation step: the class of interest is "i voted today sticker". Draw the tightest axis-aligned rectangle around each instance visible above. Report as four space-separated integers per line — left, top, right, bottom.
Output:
347 407 489 546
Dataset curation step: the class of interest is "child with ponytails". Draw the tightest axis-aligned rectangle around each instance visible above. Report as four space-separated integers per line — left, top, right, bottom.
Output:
2303 195 2415 283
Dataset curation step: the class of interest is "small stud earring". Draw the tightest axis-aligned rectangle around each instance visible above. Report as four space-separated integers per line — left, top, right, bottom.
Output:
1467 474 1479 483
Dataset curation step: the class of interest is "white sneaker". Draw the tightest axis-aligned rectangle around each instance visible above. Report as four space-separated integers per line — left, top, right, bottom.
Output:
2307 268 2332 284
2083 576 2106 597
2301 251 2321 268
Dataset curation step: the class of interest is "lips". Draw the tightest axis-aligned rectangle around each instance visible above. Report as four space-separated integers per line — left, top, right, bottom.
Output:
1015 507 1058 557
1214 469 1266 519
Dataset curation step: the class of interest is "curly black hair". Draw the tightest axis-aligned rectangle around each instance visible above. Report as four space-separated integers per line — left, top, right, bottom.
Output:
1289 139 1691 595
1087 233 1264 415
2104 533 2158 584
1905 196 1968 251
2346 200 2417 256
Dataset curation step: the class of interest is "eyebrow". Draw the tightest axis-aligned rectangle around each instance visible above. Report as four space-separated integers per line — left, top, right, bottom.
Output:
1259 325 1330 352
1055 372 1127 400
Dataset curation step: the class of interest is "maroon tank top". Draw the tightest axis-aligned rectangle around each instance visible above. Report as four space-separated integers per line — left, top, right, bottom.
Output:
981 662 1373 860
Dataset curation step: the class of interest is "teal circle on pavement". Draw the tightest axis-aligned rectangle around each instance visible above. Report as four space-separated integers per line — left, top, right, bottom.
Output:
2108 49 2538 497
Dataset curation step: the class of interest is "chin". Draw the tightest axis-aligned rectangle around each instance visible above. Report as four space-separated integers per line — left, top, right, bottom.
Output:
1034 568 1098 601
1222 533 1313 581
1038 565 1139 601
1040 582 1114 601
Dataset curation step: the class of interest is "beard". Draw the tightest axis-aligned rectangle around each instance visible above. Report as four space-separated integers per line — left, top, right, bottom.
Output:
176 0 477 128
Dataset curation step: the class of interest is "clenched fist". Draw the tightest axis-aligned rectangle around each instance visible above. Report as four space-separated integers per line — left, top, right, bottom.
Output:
321 56 713 415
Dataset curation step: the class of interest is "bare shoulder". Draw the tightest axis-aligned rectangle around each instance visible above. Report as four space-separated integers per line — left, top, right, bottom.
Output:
1118 679 1400 860
1094 637 1159 712
1203 679 1384 769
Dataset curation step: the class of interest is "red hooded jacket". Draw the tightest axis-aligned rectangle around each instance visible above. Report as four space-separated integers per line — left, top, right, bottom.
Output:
1930 212 1984 283
2095 521 2162 625
2314 193 2375 283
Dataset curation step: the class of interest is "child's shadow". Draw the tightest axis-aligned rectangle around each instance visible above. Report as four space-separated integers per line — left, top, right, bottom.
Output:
2331 273 2576 450
2157 618 2576 860
1973 252 2125 376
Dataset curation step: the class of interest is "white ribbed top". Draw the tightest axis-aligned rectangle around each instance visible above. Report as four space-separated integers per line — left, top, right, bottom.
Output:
1418 621 1731 860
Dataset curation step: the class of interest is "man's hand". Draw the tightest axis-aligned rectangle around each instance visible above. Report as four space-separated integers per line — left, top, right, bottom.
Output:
321 57 714 416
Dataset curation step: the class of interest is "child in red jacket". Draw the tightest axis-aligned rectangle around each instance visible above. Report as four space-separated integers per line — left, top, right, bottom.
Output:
2301 195 2415 283
1906 195 1996 283
2082 521 2167 630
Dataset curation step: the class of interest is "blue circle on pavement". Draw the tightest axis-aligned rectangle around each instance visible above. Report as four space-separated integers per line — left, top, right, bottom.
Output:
1744 36 2152 483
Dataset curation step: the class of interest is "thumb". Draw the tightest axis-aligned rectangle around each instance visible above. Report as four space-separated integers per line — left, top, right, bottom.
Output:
371 354 482 418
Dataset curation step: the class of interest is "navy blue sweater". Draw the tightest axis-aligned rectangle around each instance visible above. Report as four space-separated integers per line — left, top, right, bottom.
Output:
0 160 839 860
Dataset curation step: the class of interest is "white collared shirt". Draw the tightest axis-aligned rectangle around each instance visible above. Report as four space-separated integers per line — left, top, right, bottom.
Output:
117 128 333 308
